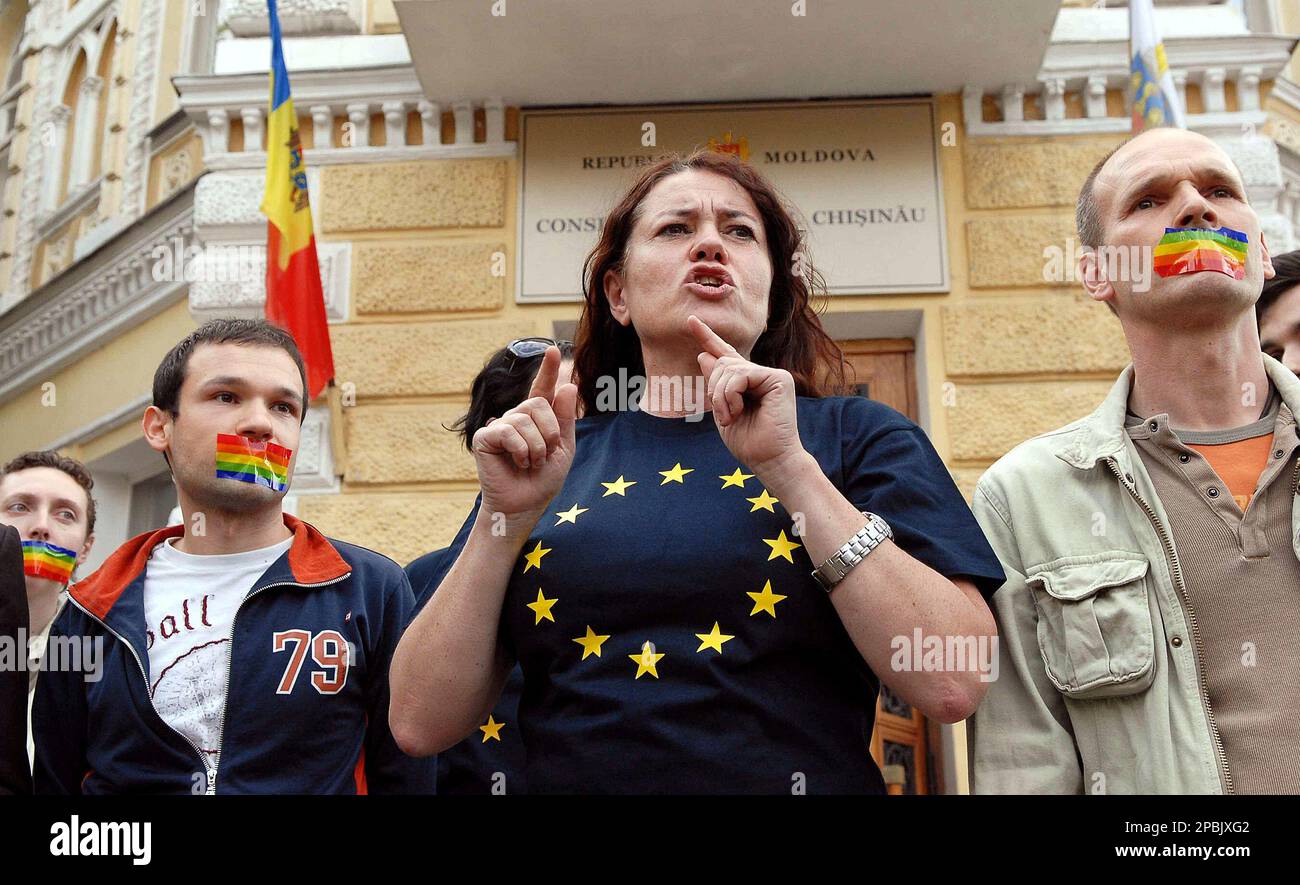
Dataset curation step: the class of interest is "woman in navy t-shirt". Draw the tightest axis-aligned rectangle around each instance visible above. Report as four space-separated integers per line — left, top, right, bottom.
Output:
391 150 1005 794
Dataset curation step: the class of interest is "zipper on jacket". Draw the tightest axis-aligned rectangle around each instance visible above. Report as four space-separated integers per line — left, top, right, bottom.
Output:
1105 458 1233 793
71 571 351 795
207 574 351 795
68 598 215 792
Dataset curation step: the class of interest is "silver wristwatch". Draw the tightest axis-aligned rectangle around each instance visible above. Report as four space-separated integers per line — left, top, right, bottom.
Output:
810 512 893 592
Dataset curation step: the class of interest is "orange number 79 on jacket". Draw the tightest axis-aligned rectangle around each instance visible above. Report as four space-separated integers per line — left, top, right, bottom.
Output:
272 628 350 695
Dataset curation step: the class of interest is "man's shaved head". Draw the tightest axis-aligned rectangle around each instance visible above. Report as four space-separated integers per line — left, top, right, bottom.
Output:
1076 128 1245 249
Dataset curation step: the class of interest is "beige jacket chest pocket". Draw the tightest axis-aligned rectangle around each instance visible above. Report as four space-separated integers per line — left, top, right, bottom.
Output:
1026 551 1157 700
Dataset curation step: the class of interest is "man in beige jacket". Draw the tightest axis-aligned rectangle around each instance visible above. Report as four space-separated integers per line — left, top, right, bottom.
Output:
970 127 1298 794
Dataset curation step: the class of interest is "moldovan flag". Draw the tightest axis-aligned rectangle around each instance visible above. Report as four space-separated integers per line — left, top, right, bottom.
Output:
260 0 334 399
1129 0 1186 131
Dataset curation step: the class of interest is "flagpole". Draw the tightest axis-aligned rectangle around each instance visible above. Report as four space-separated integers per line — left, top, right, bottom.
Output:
327 380 348 478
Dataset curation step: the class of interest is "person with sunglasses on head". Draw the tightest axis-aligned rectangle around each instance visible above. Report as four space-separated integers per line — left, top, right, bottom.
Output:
406 337 574 795
390 151 1004 795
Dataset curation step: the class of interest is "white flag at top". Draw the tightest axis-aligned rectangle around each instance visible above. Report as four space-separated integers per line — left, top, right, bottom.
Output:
1129 0 1186 131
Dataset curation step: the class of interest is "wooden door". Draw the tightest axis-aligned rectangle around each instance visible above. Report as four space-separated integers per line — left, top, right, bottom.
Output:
839 339 941 795
840 339 917 421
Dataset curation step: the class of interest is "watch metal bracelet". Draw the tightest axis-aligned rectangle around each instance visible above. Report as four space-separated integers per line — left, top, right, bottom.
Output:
810 512 893 592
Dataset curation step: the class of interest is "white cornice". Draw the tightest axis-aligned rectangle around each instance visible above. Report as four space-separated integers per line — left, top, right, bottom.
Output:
1042 34 1298 86
173 64 426 112
963 29 1296 138
173 66 513 164
0 182 196 401
963 106 1270 138
199 141 516 172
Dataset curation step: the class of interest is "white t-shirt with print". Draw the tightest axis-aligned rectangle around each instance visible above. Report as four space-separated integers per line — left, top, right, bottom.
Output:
142 535 292 774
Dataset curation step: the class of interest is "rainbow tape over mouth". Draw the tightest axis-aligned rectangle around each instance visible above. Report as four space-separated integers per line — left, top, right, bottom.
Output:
1154 227 1248 280
215 434 291 492
21 540 76 583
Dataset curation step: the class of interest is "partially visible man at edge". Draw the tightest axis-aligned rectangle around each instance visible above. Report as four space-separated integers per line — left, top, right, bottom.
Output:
970 127 1299 794
0 451 96 770
1257 248 1300 377
0 523 28 794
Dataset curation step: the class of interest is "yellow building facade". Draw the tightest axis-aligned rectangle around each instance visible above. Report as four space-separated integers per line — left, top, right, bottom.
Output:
1 0 1296 793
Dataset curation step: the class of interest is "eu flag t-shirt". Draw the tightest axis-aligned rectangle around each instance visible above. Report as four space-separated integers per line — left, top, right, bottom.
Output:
441 395 1004 794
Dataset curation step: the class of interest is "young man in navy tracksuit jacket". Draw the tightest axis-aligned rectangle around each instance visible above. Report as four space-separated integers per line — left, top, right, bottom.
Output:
32 319 434 794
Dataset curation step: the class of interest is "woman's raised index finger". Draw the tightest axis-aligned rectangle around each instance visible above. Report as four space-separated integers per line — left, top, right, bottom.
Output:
687 315 737 358
528 345 561 402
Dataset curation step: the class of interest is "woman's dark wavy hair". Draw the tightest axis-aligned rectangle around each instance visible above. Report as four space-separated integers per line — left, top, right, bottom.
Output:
447 341 575 452
573 149 848 414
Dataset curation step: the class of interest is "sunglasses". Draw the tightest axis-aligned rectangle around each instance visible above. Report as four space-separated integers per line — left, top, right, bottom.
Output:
507 337 572 359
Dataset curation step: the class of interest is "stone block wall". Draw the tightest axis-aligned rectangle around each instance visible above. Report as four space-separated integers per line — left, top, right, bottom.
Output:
299 156 550 564
944 131 1132 499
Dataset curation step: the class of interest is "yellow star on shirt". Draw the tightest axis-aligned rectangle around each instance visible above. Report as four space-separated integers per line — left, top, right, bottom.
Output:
601 475 637 497
695 622 735 654
659 462 695 485
522 540 552 572
719 468 754 489
629 641 665 679
572 625 611 660
746 489 779 513
747 580 788 618
763 529 803 563
554 504 589 526
526 588 558 624
480 715 505 742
